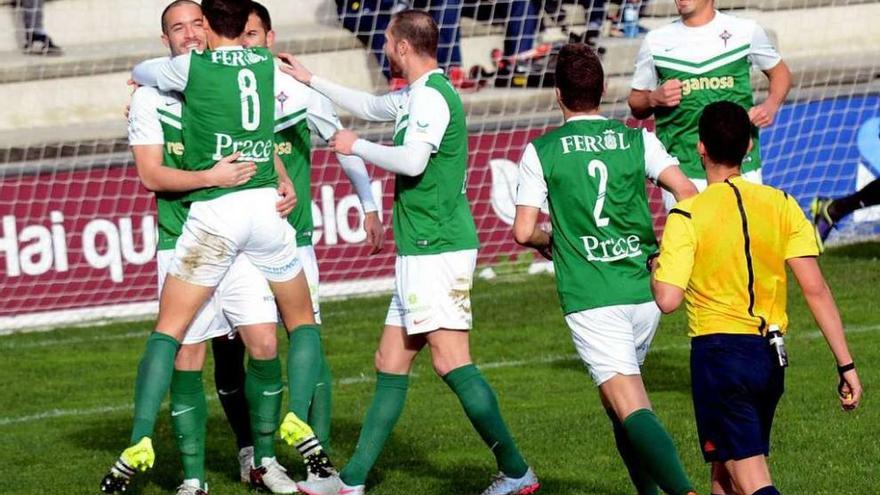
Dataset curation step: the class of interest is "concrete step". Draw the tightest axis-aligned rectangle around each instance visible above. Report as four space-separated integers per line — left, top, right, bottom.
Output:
0 0 330 52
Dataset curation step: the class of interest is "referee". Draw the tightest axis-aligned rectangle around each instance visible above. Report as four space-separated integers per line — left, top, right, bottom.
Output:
650 101 863 495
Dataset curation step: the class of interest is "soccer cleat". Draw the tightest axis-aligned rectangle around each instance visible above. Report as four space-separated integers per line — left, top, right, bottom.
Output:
238 446 254 483
175 480 208 495
280 412 317 447
480 467 540 495
99 437 155 493
249 457 299 494
296 473 365 495
279 412 338 480
810 196 836 252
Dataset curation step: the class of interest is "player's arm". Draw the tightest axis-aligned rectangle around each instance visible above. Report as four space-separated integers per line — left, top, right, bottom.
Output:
306 90 384 253
330 86 447 177
651 208 695 313
783 195 861 409
643 129 698 203
627 40 681 119
748 24 791 128
512 143 553 260
131 54 190 92
276 53 399 122
132 147 254 192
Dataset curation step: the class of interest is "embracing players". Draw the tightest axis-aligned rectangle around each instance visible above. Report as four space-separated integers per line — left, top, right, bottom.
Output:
102 0 374 492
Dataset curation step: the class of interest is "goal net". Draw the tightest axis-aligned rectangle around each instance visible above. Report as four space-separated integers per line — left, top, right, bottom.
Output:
1 0 878 332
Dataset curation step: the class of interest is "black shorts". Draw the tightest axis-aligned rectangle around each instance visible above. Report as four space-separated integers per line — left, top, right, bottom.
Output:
690 334 785 463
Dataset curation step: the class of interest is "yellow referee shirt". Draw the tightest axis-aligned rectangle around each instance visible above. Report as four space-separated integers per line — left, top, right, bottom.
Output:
655 176 819 337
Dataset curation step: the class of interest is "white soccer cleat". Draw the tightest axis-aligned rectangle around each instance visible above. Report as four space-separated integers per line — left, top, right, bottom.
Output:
175 479 208 495
480 467 540 495
238 446 254 483
297 473 364 495
249 457 300 494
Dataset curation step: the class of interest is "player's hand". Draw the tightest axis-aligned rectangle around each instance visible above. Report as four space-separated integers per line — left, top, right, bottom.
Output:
276 179 297 217
536 233 553 261
207 152 257 188
838 368 863 411
329 129 359 155
748 102 778 128
364 211 384 255
124 79 140 119
650 79 683 108
277 53 313 85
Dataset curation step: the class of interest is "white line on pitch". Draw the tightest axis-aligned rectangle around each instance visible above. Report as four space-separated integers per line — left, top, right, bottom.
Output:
0 324 876 427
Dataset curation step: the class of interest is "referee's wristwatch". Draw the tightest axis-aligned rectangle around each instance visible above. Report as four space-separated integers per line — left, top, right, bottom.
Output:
837 362 856 396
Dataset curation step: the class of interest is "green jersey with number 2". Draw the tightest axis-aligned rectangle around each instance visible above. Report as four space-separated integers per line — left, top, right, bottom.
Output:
532 119 657 313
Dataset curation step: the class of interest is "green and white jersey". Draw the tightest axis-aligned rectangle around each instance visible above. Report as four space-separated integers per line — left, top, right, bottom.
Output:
127 86 187 251
515 116 677 314
631 11 781 179
389 70 479 255
274 73 377 247
133 46 278 202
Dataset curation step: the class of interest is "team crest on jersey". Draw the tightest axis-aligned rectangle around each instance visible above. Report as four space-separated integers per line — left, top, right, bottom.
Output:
603 130 619 150
719 30 732 47
276 91 288 111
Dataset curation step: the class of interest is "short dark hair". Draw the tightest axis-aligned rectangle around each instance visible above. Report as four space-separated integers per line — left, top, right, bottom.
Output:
554 43 604 112
698 101 752 167
389 9 438 57
201 0 253 39
161 0 200 35
250 1 272 32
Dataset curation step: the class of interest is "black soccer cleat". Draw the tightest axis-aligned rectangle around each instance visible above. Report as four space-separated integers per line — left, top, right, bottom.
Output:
100 458 136 493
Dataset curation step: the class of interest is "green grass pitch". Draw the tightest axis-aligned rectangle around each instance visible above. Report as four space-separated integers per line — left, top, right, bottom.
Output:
1 243 878 494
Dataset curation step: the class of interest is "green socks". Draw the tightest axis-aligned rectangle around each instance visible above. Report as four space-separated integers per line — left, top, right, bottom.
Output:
246 357 283 463
308 354 333 449
131 332 180 443
287 325 323 420
170 370 207 488
622 409 694 495
443 364 529 479
340 372 409 486
605 408 659 495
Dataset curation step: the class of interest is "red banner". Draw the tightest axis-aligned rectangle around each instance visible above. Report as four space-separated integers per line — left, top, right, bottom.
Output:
0 123 664 321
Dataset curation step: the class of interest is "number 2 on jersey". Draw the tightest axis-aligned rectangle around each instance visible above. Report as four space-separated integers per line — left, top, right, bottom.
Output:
588 159 609 227
238 68 260 131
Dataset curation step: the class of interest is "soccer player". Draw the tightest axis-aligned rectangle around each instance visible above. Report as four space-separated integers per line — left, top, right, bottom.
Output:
651 101 863 495
102 0 335 491
811 179 880 251
124 2 296 492
628 0 792 210
513 43 698 495
239 1 385 452
278 10 539 495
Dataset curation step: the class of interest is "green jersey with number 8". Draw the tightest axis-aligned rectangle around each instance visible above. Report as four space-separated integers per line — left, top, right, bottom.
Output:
516 116 678 314
181 47 277 202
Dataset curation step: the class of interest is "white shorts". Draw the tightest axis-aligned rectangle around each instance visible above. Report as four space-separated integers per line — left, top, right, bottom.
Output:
662 168 763 211
385 249 477 335
298 245 321 324
565 301 661 386
158 250 277 345
171 188 302 286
